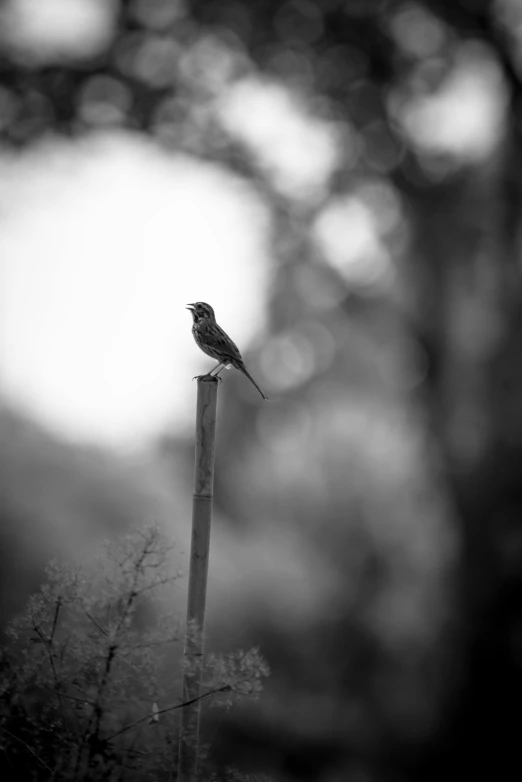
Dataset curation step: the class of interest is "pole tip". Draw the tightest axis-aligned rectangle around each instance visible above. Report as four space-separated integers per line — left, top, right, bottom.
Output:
193 374 221 384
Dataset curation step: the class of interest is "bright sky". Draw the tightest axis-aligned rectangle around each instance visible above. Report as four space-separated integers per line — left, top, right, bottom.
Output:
218 78 343 202
0 134 271 447
2 0 117 62
400 42 506 162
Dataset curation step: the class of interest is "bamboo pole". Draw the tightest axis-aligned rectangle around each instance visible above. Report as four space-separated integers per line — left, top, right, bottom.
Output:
177 375 219 782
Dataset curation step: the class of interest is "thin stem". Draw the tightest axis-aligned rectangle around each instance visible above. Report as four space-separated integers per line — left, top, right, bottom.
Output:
50 598 61 644
83 608 108 636
0 726 53 773
105 685 232 741
43 686 96 708
83 534 158 769
128 635 179 650
33 621 68 733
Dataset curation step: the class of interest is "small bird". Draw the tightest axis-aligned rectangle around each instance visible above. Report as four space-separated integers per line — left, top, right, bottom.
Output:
187 302 268 400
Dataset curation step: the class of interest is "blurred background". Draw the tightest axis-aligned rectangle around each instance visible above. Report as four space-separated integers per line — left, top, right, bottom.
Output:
1 0 521 779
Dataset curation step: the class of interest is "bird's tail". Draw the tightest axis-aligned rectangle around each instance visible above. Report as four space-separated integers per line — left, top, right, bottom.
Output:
238 363 269 400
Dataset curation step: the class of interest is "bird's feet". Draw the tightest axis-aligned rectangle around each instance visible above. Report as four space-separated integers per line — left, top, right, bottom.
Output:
193 373 222 382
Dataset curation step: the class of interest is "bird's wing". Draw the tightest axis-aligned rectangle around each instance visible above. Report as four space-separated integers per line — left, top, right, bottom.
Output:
201 321 243 363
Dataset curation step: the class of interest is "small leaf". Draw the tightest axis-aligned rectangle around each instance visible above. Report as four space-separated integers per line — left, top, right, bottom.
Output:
149 702 159 724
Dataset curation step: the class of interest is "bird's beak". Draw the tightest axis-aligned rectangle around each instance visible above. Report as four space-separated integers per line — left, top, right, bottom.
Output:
186 304 195 310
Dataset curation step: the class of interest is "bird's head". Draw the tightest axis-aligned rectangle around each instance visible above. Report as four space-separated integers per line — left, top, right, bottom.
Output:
186 302 215 323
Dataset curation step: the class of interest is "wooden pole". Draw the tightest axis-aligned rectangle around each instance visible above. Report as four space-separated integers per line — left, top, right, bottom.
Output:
177 376 219 782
